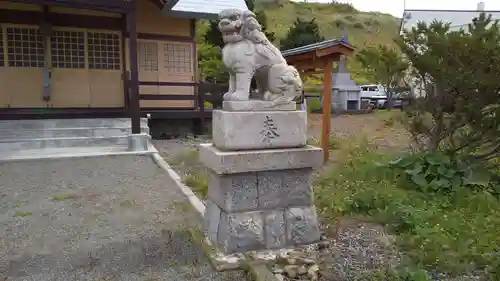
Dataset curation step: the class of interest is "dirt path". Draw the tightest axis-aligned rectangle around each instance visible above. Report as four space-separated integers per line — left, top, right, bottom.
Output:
0 155 246 281
308 113 410 150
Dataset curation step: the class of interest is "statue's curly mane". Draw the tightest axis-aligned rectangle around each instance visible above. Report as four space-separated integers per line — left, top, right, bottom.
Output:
240 11 268 45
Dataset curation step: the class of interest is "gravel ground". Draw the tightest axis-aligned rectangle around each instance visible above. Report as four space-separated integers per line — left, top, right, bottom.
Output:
0 155 247 281
317 220 401 280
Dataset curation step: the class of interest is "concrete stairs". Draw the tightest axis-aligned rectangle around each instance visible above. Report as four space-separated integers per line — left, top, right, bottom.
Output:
0 118 155 161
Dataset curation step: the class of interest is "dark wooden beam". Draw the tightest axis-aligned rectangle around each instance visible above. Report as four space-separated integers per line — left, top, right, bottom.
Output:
0 9 122 30
139 95 197 100
127 10 141 134
0 108 127 120
139 81 197 86
8 0 134 12
124 32 195 42
284 52 315 64
121 14 129 109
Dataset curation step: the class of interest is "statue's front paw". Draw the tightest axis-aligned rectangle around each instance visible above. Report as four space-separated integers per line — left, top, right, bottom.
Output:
223 92 233 101
225 90 250 101
263 91 272 101
263 91 280 101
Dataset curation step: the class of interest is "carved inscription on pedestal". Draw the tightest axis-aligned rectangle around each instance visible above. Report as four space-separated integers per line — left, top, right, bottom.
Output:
260 115 280 144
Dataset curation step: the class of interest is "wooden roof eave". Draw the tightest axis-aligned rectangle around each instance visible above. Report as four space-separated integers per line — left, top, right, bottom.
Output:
315 44 354 58
286 45 355 72
289 59 325 72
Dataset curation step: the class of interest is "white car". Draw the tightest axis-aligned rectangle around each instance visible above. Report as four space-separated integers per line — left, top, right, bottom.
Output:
360 84 402 108
360 84 386 99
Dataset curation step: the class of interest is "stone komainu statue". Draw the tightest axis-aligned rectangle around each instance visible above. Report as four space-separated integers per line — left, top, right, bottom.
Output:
218 9 303 106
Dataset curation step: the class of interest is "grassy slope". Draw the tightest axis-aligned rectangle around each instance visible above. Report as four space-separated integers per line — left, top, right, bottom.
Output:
262 1 400 50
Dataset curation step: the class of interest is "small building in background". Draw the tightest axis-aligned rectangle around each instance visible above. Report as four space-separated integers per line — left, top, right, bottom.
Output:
400 2 500 33
331 58 361 111
330 29 361 111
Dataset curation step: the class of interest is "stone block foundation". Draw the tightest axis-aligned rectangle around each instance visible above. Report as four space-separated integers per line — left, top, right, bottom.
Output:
201 144 321 255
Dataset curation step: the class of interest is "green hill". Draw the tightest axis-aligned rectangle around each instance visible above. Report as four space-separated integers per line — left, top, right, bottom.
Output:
262 1 400 50
196 0 402 85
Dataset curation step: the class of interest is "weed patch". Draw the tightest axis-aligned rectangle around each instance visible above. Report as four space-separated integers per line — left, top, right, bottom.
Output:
168 148 200 167
14 211 32 217
119 199 136 207
184 168 209 199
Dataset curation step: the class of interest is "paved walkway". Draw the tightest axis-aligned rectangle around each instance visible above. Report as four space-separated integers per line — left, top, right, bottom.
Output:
0 155 246 281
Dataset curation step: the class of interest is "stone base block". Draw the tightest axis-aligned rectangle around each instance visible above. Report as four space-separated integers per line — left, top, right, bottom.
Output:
199 143 322 174
212 109 307 151
204 200 320 254
222 100 296 111
207 168 313 213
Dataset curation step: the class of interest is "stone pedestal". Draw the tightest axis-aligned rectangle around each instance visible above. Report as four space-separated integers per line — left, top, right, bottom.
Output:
212 106 307 151
200 102 323 256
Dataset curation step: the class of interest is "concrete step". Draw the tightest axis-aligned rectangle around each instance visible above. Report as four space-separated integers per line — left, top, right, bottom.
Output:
0 118 148 131
0 126 149 141
0 136 130 152
0 146 155 162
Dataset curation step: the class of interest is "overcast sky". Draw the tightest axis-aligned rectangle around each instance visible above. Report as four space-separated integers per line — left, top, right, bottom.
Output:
292 0 500 17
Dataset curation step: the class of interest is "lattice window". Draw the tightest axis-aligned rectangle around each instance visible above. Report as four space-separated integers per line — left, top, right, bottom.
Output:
0 27 4 67
51 30 85 68
163 43 191 73
87 32 120 70
6 27 44 68
138 41 158 72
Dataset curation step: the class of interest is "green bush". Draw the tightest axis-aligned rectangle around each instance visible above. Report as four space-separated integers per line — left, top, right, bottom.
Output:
387 152 498 195
353 22 365 29
204 101 213 109
307 98 322 113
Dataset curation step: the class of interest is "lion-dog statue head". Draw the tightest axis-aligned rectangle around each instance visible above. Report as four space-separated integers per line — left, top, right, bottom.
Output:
218 9 268 44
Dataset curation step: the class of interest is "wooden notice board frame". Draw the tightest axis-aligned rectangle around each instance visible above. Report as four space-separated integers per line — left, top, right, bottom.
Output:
282 39 355 164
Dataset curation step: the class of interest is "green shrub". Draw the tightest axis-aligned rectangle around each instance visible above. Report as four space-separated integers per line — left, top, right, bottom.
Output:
307 98 322 113
333 19 347 28
387 152 498 195
204 101 213 109
353 22 365 29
